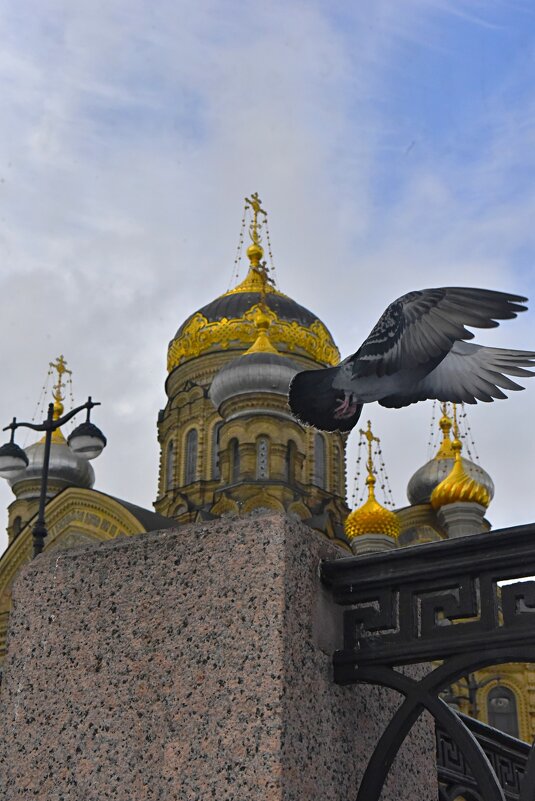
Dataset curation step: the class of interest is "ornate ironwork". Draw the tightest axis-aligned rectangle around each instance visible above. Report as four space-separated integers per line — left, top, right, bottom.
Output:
437 713 531 801
320 523 535 801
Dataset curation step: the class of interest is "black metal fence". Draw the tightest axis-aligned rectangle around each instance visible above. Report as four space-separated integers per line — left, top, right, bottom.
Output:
437 713 531 801
321 523 535 801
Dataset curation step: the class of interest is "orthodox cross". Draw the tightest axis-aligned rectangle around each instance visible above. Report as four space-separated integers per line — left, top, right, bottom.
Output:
245 192 267 246
360 420 380 478
49 355 72 404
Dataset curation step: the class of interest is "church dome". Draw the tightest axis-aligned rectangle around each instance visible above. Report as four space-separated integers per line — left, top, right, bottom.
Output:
210 305 300 410
345 421 400 542
345 493 400 540
408 457 494 505
407 409 494 505
167 230 339 372
9 432 95 501
210 351 300 411
430 434 491 510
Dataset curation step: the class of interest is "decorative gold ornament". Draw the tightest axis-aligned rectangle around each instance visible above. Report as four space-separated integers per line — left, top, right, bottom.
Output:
226 194 275 297
345 421 400 540
244 305 279 355
434 403 455 460
167 304 339 370
430 405 491 510
39 355 72 444
224 265 282 297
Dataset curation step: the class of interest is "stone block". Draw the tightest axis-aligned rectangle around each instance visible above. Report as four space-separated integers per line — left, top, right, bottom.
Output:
0 513 437 800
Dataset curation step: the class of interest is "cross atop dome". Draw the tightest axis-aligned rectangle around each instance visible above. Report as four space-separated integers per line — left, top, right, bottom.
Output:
226 192 276 297
40 355 73 444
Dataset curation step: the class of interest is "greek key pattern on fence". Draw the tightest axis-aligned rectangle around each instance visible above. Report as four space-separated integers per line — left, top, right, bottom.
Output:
321 524 535 801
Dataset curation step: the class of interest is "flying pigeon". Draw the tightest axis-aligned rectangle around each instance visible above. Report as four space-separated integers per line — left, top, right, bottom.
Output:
288 287 535 432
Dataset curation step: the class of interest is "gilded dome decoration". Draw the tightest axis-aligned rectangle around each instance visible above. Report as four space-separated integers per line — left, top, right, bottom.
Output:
407 404 494 506
243 305 279 356
434 409 455 459
167 194 339 371
430 407 491 510
345 422 400 541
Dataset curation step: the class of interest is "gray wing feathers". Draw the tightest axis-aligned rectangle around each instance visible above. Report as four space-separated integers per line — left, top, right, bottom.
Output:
352 287 528 378
379 341 535 408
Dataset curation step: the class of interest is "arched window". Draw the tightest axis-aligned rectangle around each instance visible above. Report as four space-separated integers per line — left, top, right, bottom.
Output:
229 438 240 483
185 429 198 485
487 686 519 737
285 440 297 484
313 433 326 489
212 422 223 479
12 516 22 538
256 436 269 479
166 441 175 491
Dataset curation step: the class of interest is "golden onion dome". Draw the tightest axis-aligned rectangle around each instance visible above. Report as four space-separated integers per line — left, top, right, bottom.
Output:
345 421 400 541
167 194 340 372
345 485 401 540
430 431 491 510
407 406 494 505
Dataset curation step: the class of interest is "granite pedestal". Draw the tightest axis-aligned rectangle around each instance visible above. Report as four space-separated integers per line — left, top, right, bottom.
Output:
0 513 437 800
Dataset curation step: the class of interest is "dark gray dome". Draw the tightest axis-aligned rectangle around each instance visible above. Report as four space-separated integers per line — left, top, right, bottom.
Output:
9 437 95 501
210 351 300 411
407 456 494 506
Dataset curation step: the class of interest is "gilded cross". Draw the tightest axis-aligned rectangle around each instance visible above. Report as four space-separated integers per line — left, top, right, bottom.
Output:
49 355 72 402
360 420 380 477
245 192 267 245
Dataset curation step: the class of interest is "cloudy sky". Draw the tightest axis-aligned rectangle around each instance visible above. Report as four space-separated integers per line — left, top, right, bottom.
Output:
0 0 534 554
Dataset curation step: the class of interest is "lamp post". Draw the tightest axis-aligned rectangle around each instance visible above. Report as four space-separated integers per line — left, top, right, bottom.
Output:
0 397 106 558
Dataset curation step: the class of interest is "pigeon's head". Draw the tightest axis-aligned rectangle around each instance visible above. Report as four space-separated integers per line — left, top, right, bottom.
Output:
288 366 363 433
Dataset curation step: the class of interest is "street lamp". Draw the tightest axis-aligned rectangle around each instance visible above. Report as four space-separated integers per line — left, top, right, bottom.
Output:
0 397 106 558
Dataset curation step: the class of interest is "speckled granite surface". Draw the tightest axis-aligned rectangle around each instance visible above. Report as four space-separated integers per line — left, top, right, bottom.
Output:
0 513 437 800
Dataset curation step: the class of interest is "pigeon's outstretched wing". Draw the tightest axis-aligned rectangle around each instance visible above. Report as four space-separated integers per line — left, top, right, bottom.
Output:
347 287 528 380
378 341 535 407
288 287 533 432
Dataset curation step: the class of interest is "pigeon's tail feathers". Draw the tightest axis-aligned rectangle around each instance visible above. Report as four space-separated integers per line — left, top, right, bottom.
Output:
288 367 363 432
379 342 535 409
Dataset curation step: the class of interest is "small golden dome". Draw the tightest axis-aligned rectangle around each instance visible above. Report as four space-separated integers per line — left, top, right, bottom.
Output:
430 418 491 510
345 421 400 541
345 486 401 540
407 403 494 505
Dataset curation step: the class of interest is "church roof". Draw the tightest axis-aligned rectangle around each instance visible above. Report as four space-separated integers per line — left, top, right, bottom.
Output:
107 496 176 532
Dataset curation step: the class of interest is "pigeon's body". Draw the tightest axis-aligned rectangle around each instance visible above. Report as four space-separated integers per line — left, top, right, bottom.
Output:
288 287 535 432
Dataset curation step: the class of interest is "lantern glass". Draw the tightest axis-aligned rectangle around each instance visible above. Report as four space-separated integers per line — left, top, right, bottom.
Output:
0 441 29 479
68 422 107 461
